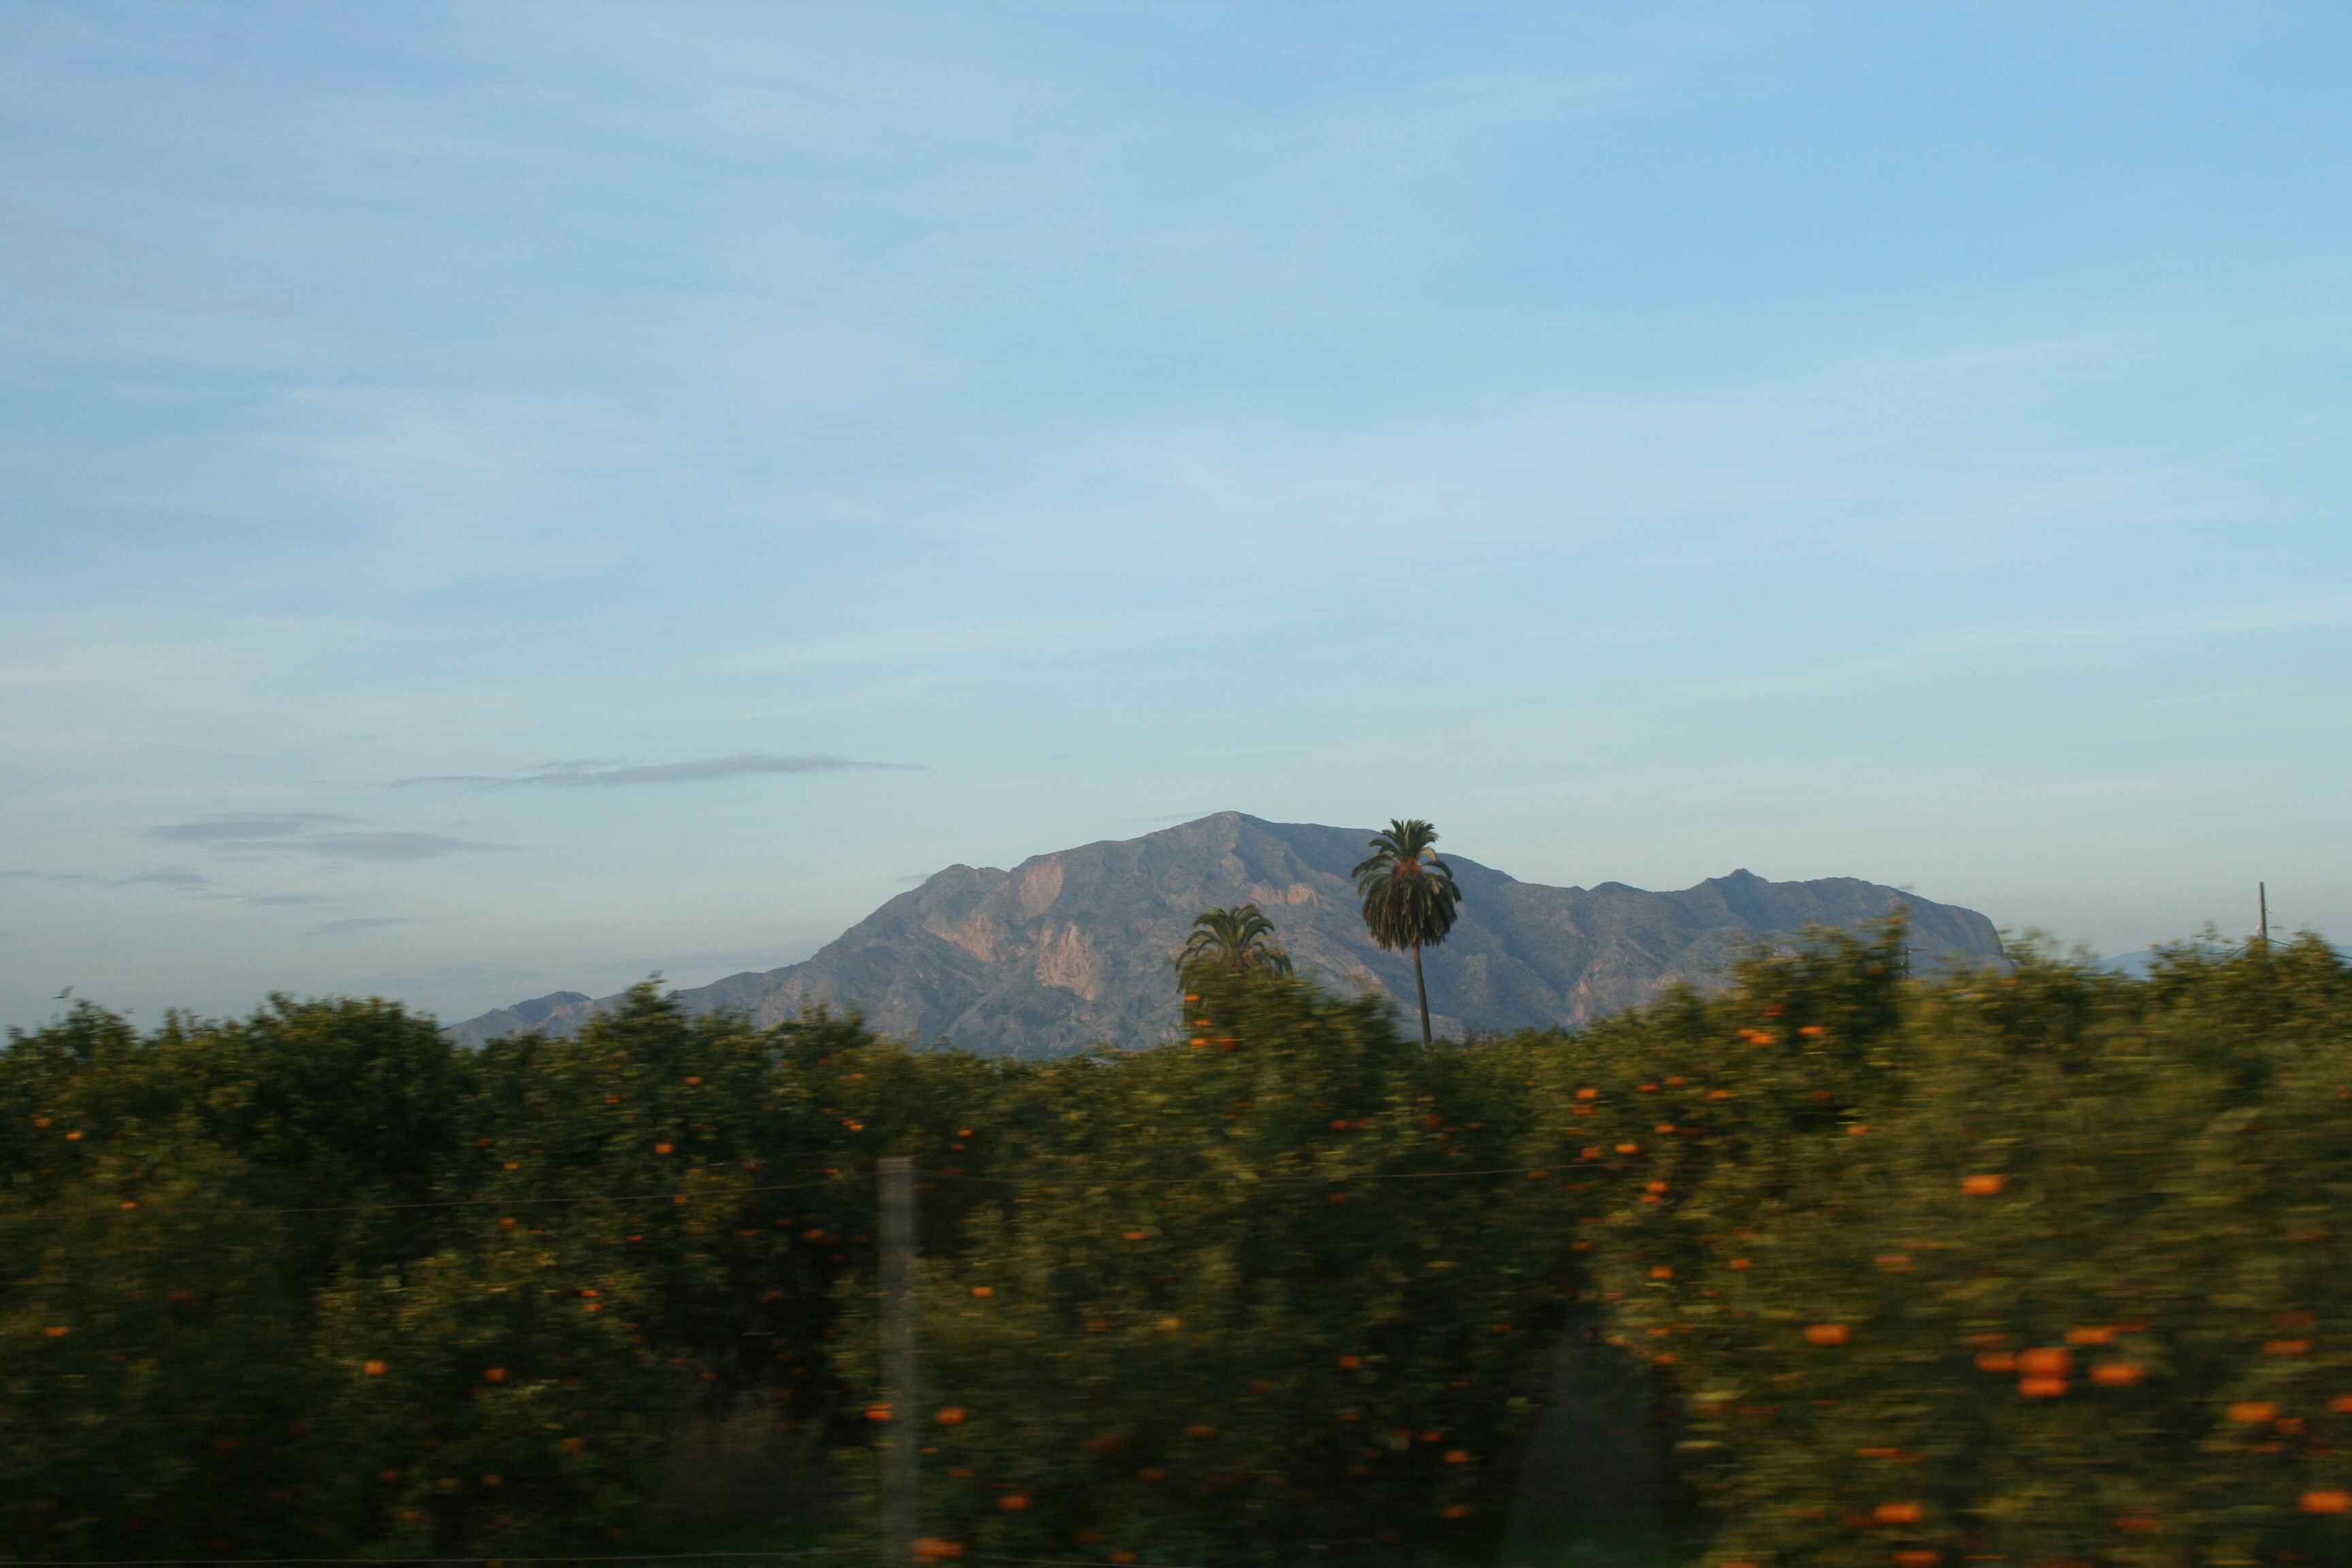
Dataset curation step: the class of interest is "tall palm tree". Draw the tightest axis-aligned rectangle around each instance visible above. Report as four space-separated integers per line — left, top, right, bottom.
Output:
1352 817 1463 1050
1176 904 1294 992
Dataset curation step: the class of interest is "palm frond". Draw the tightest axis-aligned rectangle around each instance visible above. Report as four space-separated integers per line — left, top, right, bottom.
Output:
1352 819 1463 951
1174 902 1293 983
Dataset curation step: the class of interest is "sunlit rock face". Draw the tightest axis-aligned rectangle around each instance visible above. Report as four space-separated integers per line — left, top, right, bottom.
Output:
446 812 2004 1056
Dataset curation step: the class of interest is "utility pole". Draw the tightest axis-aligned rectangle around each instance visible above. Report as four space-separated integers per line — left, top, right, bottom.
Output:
877 1157 918 1568
2259 882 2269 945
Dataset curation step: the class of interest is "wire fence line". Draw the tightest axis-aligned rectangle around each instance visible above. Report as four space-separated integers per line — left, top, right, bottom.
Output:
20 1176 862 1224
16 1156 1605 1229
0 1548 1320 1568
0 1552 862 1567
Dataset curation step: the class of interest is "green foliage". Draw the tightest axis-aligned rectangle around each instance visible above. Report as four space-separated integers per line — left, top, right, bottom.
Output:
6 930 2350 1564
1529 928 2352 1567
832 973 1571 1565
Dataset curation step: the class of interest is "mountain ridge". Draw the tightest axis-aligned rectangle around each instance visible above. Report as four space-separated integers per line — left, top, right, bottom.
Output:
445 813 2006 1054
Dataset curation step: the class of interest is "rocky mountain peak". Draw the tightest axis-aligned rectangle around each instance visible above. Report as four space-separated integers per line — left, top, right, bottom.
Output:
446 815 2004 1054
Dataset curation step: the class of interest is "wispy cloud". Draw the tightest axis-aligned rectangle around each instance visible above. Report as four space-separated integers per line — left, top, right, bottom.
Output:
146 813 351 844
143 813 510 861
6 866 343 906
310 916 425 936
109 866 211 889
242 832 513 862
200 892 338 908
391 752 922 789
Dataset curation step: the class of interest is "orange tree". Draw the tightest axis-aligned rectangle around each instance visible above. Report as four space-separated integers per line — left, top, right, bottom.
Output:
1 984 1015 1559
326 985 1013 1556
1531 928 2352 1567
1 996 474 1558
829 969 1588 1566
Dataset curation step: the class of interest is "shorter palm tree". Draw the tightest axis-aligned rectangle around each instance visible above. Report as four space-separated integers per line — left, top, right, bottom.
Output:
1176 904 1294 993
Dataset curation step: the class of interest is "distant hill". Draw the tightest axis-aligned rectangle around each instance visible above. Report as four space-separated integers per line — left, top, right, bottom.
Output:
445 812 2006 1055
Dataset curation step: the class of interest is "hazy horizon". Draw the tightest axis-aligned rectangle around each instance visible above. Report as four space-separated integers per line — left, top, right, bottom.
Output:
6 3 2345 1032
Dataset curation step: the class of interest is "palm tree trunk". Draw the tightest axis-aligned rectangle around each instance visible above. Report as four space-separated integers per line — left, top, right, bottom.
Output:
1412 940 1431 1051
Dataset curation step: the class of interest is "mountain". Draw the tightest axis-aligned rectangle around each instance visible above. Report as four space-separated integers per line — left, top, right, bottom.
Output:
444 813 2006 1055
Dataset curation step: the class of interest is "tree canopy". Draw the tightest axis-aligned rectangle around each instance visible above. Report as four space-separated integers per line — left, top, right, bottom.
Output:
7 928 2351 1565
1352 817 1464 1049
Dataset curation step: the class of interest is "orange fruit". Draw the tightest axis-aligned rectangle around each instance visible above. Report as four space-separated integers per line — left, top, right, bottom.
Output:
1873 1501 1923 1524
1960 1173 2005 1196
1804 1324 1850 1346
935 1407 967 1425
2302 1490 2351 1516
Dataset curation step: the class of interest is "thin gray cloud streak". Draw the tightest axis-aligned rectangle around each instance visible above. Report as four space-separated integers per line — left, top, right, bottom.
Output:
110 866 212 889
146 812 353 843
234 832 513 862
310 916 425 936
390 752 923 789
200 892 338 908
0 869 91 883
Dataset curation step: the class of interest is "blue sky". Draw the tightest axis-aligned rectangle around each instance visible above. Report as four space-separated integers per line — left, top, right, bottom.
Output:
3 1 2346 1032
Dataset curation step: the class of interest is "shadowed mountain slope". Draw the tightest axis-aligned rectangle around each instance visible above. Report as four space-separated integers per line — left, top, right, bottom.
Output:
445 813 2004 1055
